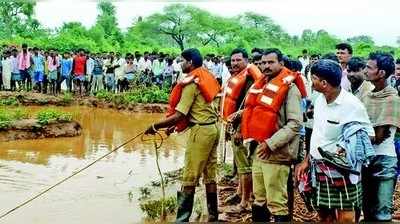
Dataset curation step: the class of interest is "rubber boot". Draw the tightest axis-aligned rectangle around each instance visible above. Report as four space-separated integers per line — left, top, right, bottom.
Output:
273 215 290 222
252 204 271 222
206 192 218 222
176 191 194 222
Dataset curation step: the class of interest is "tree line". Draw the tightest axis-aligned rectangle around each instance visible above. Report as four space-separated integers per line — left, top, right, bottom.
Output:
1 1 399 57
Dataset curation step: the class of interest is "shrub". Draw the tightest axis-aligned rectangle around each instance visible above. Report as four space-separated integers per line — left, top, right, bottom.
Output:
36 109 72 125
0 97 19 106
139 196 177 219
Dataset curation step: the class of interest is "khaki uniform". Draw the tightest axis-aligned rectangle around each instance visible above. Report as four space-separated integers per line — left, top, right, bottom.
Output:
176 83 220 186
252 84 302 215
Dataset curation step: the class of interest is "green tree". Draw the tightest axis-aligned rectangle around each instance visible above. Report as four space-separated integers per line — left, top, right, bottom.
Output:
96 1 123 48
0 1 40 38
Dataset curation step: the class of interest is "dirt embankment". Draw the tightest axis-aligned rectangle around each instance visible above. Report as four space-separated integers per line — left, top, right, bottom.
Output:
0 91 168 113
0 119 82 141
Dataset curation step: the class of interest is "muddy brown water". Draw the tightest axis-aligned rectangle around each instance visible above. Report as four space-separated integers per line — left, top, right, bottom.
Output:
0 106 187 224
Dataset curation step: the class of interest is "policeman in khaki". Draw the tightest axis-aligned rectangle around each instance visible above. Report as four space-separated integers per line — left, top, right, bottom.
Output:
221 48 263 213
241 48 306 222
145 48 221 222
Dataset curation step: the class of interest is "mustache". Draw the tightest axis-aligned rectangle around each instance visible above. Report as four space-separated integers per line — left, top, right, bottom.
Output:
263 68 272 73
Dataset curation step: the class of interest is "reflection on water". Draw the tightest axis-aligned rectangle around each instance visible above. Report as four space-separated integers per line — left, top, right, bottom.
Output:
0 106 186 224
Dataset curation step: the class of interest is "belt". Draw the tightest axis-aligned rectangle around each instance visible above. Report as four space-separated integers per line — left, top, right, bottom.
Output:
188 121 216 127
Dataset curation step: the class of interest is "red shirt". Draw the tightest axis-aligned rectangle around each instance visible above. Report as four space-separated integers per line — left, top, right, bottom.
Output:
73 55 86 76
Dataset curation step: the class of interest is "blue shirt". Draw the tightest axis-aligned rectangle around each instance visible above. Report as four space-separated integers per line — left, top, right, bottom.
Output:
33 54 45 72
61 59 72 77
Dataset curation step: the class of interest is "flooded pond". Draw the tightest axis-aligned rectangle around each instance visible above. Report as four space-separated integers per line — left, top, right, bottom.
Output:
0 106 187 224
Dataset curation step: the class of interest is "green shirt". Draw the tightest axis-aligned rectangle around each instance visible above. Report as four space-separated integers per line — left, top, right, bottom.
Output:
175 83 218 124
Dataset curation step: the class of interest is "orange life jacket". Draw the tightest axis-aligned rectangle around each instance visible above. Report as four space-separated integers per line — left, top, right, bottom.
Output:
221 64 263 120
167 67 221 132
241 67 306 142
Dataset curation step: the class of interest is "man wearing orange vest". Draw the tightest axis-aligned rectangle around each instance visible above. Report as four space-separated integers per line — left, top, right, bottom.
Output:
145 48 221 222
221 48 263 213
242 48 304 222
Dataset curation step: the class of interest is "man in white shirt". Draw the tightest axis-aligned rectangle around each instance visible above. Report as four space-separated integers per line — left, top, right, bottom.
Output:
114 52 126 92
85 52 95 94
296 59 373 222
336 43 353 91
298 49 309 75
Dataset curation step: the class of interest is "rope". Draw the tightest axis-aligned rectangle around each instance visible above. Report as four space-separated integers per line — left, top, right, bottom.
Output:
0 131 147 220
140 131 167 221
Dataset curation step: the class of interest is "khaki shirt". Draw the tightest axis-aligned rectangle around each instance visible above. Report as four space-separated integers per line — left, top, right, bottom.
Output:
175 83 218 124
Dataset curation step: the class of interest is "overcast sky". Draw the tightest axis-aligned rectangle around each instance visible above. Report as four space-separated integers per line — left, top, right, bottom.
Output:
35 0 400 46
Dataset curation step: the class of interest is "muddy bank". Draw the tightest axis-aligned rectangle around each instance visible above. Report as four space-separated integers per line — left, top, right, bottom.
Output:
0 119 82 141
0 91 168 113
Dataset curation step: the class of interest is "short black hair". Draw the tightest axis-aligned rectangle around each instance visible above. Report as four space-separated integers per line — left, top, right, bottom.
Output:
302 49 308 54
368 51 395 79
263 48 283 62
310 54 320 59
251 47 263 55
321 53 339 63
287 59 303 72
230 48 248 59
347 57 366 72
310 59 342 87
181 48 203 68
335 43 353 54
282 55 290 67
21 43 28 48
253 53 262 61
395 58 400 64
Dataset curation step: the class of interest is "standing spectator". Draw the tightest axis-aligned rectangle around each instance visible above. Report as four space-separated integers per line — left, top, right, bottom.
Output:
298 49 310 74
1 50 12 90
162 58 174 88
335 43 353 91
296 59 374 222
114 52 126 92
47 49 60 95
85 52 95 94
124 54 136 90
43 51 49 94
59 52 73 93
152 56 165 87
104 52 115 92
172 57 182 84
32 47 45 93
10 48 21 91
211 57 223 85
72 49 87 96
362 52 400 222
91 53 104 95
17 43 33 91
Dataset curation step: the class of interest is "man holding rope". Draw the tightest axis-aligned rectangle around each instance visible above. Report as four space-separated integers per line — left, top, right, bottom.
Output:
145 48 221 222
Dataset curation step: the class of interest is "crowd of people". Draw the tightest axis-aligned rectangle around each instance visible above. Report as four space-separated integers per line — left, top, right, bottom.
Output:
145 43 400 222
0 43 230 96
2 42 400 222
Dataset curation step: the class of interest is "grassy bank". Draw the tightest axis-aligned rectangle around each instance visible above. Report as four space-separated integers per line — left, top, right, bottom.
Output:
0 107 73 129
